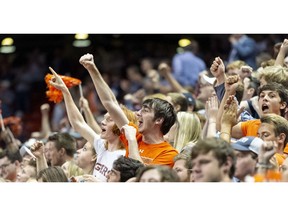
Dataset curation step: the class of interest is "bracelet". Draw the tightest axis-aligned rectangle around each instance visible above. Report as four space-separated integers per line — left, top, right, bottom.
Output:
256 163 273 169
209 121 216 124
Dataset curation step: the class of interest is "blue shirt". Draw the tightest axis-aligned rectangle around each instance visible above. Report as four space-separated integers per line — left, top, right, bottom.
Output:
172 51 206 88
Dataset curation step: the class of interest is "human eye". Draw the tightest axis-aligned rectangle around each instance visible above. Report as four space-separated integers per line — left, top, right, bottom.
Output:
199 159 210 165
174 168 182 173
269 93 276 98
235 153 245 159
144 108 150 113
107 117 113 122
264 133 270 138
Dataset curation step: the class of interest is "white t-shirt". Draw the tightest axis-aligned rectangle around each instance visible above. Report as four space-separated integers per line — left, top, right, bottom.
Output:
93 138 126 182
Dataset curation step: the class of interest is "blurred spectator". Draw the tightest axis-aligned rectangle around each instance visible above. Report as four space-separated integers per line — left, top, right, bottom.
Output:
228 34 258 70
172 39 206 90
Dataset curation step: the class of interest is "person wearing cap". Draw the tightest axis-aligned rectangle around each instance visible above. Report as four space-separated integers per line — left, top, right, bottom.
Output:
182 92 196 112
166 92 188 113
231 136 264 182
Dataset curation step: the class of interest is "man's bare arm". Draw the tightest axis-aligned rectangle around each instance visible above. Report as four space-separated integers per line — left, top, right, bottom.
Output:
79 54 129 129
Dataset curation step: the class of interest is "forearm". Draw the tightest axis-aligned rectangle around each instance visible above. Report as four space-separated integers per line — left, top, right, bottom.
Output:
201 119 208 139
127 138 143 163
83 105 101 134
62 90 87 132
36 154 48 174
275 49 286 66
40 111 51 139
219 124 232 143
216 91 229 131
85 64 129 128
162 72 187 93
206 120 217 138
87 65 118 105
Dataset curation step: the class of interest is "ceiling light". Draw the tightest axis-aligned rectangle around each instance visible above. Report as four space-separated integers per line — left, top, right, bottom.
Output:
178 39 191 47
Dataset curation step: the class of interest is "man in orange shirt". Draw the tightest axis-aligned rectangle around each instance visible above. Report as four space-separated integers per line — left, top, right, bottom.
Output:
79 53 178 167
258 114 288 165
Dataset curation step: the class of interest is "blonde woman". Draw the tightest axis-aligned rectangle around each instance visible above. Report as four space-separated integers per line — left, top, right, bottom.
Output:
170 111 202 154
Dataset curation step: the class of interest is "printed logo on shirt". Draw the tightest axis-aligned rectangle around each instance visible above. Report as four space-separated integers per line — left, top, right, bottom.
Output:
94 163 109 177
141 156 153 165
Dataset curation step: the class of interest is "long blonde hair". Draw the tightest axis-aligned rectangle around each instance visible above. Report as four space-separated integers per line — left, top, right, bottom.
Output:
173 111 202 152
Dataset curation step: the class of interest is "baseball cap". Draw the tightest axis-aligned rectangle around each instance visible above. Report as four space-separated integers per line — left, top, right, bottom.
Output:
19 138 37 157
182 92 196 106
231 136 264 155
202 74 216 85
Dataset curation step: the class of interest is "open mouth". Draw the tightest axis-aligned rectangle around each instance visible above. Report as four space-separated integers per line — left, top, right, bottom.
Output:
262 104 269 113
138 120 143 127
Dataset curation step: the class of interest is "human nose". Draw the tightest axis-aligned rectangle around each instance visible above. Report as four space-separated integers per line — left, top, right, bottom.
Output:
191 163 200 173
262 94 269 101
101 120 106 126
136 109 141 117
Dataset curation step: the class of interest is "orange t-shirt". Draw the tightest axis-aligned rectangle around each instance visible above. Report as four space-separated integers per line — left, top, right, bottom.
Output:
274 153 287 166
119 122 179 167
241 119 261 137
284 145 288 154
241 119 288 164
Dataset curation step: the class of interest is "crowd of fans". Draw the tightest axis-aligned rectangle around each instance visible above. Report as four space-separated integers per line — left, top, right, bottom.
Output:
1 34 288 183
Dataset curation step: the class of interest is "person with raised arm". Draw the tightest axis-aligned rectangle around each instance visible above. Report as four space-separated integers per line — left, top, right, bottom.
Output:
79 53 178 167
48 67 138 182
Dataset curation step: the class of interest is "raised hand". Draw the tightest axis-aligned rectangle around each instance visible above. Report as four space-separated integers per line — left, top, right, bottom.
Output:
121 124 137 140
225 74 241 95
30 140 45 158
79 97 89 110
206 95 218 122
48 67 69 93
210 56 225 79
79 53 95 71
222 95 238 127
158 62 171 77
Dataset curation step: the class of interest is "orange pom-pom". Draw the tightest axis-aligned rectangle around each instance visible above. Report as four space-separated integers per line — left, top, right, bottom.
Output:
45 73 81 103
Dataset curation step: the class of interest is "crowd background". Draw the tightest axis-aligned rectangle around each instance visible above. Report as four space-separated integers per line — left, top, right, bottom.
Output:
1 1 288 214
0 34 287 142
